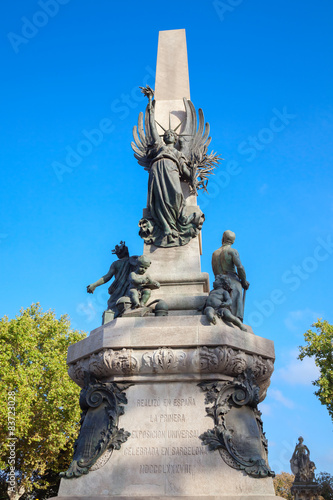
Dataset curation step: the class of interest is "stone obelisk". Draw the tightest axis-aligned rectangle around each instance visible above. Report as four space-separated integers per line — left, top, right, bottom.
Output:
143 29 209 314
56 29 280 500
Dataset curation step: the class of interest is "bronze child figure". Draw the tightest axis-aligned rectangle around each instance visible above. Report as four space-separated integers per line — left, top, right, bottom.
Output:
205 275 247 331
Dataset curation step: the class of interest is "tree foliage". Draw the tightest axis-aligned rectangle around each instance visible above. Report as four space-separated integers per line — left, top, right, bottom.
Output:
0 304 86 500
317 472 333 500
299 320 333 421
273 472 295 500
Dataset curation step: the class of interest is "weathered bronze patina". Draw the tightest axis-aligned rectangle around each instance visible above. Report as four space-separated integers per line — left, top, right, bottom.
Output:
132 85 220 247
212 230 249 322
199 370 275 478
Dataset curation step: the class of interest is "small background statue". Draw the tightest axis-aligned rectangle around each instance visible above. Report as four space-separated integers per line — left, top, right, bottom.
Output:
290 437 316 483
86 241 138 319
211 230 249 323
132 85 220 248
204 275 247 331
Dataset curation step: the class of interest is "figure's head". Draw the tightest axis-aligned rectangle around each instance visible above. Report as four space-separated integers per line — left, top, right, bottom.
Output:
112 241 129 258
222 230 236 245
214 274 232 291
163 129 177 145
136 255 151 274
298 436 304 444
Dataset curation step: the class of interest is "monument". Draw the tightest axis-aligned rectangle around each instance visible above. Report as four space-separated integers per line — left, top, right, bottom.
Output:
54 29 281 500
290 437 320 500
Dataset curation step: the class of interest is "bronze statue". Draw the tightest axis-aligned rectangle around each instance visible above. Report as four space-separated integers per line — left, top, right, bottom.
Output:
132 85 220 248
290 437 316 483
128 255 160 308
205 275 247 331
212 230 249 323
86 241 138 318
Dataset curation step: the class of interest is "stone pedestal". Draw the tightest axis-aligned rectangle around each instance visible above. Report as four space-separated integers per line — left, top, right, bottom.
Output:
291 483 320 500
55 317 278 500
58 382 275 498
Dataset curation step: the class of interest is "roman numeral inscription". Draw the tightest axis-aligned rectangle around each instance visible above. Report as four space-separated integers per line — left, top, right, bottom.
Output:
121 387 208 476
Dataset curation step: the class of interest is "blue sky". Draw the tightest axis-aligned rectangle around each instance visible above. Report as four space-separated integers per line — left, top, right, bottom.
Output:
1 0 333 475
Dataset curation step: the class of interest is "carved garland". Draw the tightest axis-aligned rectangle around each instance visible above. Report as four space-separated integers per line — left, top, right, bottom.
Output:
199 369 275 478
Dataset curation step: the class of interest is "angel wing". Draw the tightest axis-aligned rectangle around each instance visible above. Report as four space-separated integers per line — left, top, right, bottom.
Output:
180 98 211 163
180 98 221 193
131 102 160 171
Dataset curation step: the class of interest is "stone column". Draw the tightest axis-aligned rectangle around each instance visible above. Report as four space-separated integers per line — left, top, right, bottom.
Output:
142 29 209 313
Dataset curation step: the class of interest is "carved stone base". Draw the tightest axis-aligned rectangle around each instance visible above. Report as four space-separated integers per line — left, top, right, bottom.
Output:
53 310 280 500
57 316 278 499
54 496 283 500
58 380 276 498
291 483 320 500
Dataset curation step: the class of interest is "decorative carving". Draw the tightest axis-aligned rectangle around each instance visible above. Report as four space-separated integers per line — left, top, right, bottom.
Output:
217 347 247 374
199 370 275 478
212 230 249 323
60 374 131 479
89 448 113 472
197 346 219 371
68 361 85 385
68 346 274 400
251 355 274 380
142 347 186 372
89 349 139 377
132 85 220 248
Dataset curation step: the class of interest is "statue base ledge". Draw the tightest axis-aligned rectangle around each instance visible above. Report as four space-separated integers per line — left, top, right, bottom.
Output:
52 496 284 500
68 315 274 365
67 316 275 400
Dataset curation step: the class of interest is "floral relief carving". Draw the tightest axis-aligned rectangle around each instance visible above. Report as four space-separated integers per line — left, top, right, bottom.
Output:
198 346 219 371
142 347 186 372
67 346 274 393
88 349 138 377
217 347 247 375
251 355 274 380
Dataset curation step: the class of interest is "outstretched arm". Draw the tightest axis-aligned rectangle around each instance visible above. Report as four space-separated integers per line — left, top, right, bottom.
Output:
140 85 160 144
148 100 160 143
87 263 116 293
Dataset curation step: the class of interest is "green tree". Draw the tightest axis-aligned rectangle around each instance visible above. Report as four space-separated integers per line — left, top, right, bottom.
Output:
273 472 295 500
299 320 333 421
0 304 86 500
316 472 333 500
